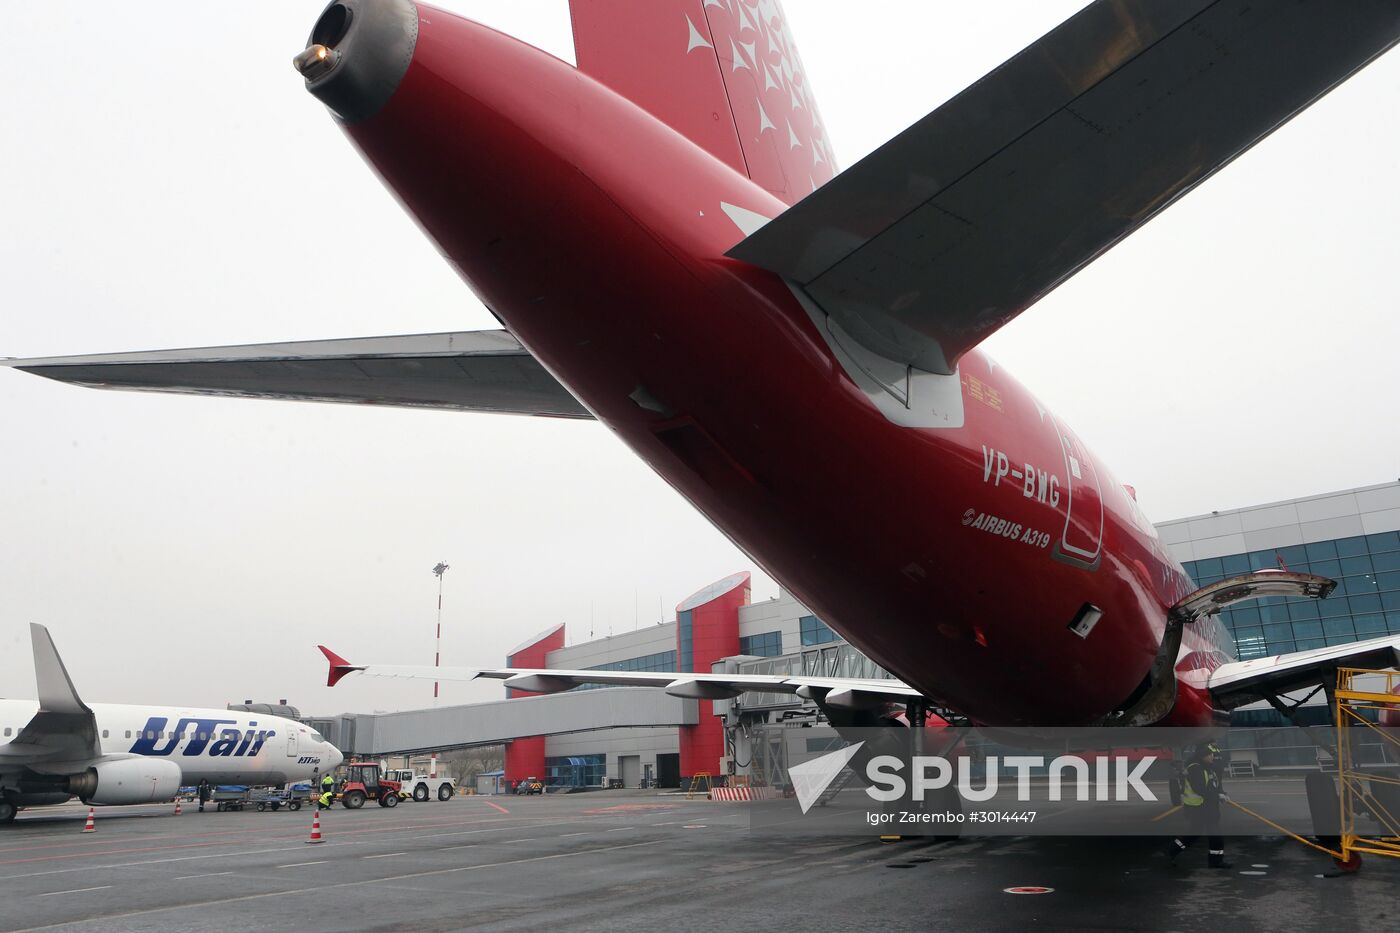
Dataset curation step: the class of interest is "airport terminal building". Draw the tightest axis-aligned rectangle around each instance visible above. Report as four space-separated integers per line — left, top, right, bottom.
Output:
317 481 1400 789
1157 482 1400 660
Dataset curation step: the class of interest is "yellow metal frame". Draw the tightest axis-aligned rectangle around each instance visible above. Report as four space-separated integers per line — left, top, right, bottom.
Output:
687 771 713 800
1224 668 1399 867
1334 667 1400 862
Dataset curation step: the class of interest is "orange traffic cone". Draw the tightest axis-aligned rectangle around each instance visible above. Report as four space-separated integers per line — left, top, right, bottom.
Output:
305 809 324 844
174 798 183 816
81 807 96 833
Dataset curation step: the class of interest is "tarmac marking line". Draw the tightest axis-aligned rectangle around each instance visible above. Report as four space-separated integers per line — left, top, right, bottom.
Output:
36 886 112 898
174 872 235 880
559 832 589 837
415 819 587 840
311 816 522 839
0 838 165 857
363 853 404 859
483 801 511 814
0 818 351 854
605 827 634 832
4 840 665 933
0 834 304 867
277 861 327 868
5 844 357 881
5 812 526 851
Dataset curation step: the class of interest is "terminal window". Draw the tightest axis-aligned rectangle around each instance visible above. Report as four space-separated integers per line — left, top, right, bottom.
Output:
1183 530 1400 660
589 650 676 673
739 630 783 657
575 650 678 690
800 615 840 646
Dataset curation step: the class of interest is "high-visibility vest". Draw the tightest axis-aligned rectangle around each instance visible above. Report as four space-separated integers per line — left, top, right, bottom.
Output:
1182 764 1214 807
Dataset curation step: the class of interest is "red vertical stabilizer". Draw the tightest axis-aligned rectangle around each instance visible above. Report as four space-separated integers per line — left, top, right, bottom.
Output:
570 0 835 203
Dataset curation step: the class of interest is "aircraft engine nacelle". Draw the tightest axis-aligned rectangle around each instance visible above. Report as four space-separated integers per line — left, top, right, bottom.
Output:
66 758 182 805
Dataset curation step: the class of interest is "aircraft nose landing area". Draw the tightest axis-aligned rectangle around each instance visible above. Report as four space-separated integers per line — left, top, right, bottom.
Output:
1 794 1394 933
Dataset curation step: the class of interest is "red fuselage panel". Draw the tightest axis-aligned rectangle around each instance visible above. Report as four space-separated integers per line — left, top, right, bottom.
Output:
340 6 1220 725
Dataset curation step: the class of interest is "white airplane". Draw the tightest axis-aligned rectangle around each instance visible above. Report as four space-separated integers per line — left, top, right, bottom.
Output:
0 624 342 825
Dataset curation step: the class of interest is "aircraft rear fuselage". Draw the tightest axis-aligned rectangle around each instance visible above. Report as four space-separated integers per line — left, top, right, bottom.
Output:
321 7 1225 725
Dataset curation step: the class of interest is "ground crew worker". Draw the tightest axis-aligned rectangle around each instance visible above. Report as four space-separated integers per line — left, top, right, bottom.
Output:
319 772 336 810
197 780 210 813
1167 743 1231 868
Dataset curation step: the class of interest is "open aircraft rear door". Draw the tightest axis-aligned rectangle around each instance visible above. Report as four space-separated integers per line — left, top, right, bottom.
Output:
1109 570 1338 725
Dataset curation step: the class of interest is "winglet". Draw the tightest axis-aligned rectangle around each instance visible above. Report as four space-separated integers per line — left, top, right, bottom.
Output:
30 624 91 715
318 645 364 687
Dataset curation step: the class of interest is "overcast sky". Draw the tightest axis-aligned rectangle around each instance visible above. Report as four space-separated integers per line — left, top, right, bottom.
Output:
2 2 1396 715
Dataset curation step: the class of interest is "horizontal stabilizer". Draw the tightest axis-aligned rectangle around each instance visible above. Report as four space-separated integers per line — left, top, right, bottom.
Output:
4 331 593 419
1208 634 1400 710
728 0 1400 374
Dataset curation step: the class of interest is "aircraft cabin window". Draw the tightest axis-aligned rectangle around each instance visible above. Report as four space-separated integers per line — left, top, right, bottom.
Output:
146 731 155 740
125 730 131 738
198 733 207 741
102 729 109 738
3 727 10 737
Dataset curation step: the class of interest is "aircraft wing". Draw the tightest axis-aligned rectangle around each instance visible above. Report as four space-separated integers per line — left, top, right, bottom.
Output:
1207 634 1400 710
319 646 921 707
728 0 1400 375
2 331 593 419
0 625 101 764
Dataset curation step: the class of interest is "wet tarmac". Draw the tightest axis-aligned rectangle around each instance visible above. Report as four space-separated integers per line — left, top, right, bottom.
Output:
1 791 1395 932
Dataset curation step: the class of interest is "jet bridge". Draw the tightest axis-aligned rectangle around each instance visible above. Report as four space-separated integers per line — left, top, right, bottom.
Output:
320 686 695 758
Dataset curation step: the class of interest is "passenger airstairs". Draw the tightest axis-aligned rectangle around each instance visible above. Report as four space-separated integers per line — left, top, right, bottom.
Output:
813 766 859 807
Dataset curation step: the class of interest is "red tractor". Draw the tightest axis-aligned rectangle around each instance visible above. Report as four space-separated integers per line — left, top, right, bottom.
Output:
337 762 402 809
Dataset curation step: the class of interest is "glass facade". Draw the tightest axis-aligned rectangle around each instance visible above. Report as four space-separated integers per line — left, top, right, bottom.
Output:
678 609 694 671
589 650 677 673
799 615 839 646
739 630 783 657
545 754 605 788
575 650 678 690
1182 530 1400 660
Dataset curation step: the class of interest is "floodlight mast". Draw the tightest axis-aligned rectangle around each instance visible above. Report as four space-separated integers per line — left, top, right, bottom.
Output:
430 560 450 779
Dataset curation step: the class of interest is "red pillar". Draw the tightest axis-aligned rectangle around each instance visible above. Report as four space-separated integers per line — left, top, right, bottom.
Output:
502 623 565 785
676 572 750 781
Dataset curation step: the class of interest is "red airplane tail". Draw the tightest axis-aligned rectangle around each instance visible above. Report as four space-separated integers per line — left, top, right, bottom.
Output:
570 0 835 204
